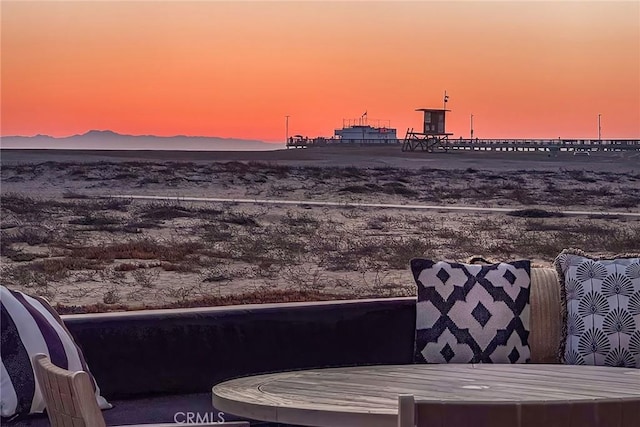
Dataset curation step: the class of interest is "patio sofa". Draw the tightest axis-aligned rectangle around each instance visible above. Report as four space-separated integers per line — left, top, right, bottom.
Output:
7 268 562 426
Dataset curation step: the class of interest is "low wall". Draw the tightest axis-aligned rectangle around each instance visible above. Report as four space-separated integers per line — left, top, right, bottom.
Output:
62 298 417 399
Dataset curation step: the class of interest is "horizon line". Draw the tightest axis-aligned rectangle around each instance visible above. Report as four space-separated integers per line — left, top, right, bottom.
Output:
3 130 639 141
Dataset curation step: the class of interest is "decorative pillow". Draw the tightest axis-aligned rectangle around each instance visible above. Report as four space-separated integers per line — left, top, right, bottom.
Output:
554 249 640 368
411 259 532 363
0 286 111 419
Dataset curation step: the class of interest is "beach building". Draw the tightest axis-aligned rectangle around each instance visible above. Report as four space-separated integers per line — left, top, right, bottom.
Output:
286 115 399 148
333 124 398 143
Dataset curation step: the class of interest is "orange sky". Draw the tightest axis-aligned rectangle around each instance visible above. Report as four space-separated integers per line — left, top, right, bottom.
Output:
2 1 639 142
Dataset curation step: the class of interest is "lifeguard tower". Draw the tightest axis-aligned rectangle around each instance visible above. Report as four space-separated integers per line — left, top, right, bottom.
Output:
402 108 452 152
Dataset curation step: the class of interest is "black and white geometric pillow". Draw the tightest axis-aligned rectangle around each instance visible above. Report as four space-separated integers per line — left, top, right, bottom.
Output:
555 250 640 368
0 286 111 419
411 259 531 364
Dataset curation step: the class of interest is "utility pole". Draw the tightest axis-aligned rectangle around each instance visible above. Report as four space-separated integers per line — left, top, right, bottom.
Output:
470 114 474 140
285 115 290 145
598 114 601 140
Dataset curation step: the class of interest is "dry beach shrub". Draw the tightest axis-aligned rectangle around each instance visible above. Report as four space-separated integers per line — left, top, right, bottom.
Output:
2 158 639 312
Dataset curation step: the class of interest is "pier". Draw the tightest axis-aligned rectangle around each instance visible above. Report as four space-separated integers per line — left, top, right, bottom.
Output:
285 106 639 153
401 137 640 153
286 137 640 153
400 108 640 153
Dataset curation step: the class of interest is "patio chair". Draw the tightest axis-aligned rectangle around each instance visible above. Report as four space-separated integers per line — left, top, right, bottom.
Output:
398 394 418 427
397 394 519 427
32 354 249 427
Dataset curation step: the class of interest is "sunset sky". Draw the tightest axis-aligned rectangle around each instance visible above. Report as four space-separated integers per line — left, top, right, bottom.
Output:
2 1 639 143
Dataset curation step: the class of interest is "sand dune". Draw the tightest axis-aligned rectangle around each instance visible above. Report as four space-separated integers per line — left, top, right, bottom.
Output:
1 147 638 312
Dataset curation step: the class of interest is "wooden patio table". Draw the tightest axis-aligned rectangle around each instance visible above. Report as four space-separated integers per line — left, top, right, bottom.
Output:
212 364 640 427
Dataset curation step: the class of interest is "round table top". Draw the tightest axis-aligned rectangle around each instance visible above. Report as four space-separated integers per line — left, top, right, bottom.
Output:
212 364 640 427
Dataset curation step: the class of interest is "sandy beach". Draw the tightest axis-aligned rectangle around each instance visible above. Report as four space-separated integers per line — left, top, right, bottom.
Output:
1 146 639 313
2 145 639 172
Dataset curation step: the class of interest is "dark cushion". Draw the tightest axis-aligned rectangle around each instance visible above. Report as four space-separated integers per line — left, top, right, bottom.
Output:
62 298 417 398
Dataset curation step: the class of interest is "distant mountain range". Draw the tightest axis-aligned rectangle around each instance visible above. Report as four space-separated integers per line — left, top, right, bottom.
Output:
0 130 284 151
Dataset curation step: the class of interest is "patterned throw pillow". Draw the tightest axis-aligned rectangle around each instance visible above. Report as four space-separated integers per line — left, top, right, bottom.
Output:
0 286 111 419
411 259 532 363
554 249 640 368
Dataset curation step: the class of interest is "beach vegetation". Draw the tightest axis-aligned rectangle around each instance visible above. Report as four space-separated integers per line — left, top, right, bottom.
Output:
2 158 639 313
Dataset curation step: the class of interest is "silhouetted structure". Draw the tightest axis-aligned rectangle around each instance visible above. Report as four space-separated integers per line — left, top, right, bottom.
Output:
402 108 452 152
284 105 639 152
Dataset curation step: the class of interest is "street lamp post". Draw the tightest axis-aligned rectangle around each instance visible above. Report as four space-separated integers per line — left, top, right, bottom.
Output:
285 115 290 146
470 114 474 140
598 114 601 141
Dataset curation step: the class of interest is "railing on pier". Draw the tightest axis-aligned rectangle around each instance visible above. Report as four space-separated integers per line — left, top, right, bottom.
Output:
435 138 640 152
286 137 640 152
401 137 640 153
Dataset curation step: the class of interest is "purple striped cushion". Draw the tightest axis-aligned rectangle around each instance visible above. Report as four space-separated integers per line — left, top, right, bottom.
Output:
0 286 111 419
